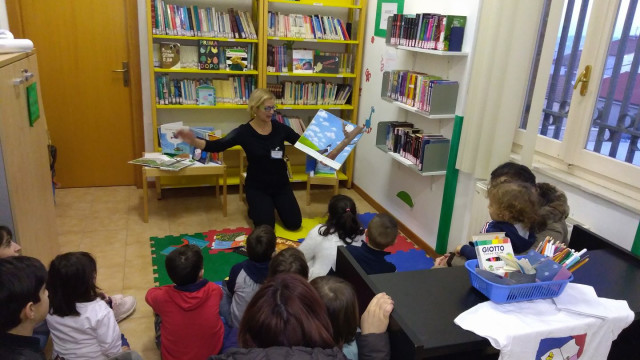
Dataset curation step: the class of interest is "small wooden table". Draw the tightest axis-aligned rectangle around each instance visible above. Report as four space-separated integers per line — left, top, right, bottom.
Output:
142 163 227 222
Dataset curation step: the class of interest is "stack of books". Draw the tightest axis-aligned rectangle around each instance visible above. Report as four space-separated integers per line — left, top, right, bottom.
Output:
381 70 458 113
267 12 351 40
385 122 450 172
155 76 256 105
267 81 352 106
151 1 257 39
386 13 466 51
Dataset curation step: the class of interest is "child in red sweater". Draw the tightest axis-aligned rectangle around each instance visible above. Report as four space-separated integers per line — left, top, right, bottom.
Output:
146 244 224 360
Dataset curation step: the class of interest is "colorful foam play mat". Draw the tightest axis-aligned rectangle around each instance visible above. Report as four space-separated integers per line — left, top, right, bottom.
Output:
150 212 434 286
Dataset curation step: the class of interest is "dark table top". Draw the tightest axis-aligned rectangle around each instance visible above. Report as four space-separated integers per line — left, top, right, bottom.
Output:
368 248 640 357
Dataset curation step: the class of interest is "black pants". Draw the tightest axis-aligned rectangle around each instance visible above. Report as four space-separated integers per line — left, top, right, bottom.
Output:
246 184 302 230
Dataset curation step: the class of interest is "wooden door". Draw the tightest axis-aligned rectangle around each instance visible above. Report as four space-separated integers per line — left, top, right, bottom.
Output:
0 53 59 264
8 0 142 187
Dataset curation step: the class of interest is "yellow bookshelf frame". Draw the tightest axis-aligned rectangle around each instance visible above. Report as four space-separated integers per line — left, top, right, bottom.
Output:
145 0 367 189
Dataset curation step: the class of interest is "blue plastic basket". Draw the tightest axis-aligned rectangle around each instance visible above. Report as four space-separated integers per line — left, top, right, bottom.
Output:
464 259 573 304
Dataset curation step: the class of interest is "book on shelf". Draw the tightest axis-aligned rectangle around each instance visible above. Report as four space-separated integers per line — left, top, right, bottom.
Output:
199 40 220 70
381 70 458 114
267 44 289 72
473 233 513 274
196 85 215 106
292 49 314 73
273 112 305 135
294 110 363 170
129 153 195 171
156 75 256 105
267 81 352 106
267 12 351 41
151 1 257 39
313 52 339 74
160 42 181 69
225 47 249 71
387 13 466 51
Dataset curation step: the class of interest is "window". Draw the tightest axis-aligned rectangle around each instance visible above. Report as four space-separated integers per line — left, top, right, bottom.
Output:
515 0 640 190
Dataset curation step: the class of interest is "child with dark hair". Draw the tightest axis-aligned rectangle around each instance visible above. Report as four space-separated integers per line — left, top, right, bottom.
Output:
299 195 365 280
46 252 140 360
489 161 536 187
0 226 21 258
347 214 397 275
268 247 309 279
146 244 224 360
310 276 359 360
227 225 276 328
456 182 540 261
0 256 48 360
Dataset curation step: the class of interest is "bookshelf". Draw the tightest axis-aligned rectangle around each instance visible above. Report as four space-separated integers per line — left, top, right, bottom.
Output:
378 12 467 178
145 0 366 188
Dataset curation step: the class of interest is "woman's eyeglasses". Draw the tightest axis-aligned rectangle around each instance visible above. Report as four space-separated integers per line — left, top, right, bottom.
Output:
263 105 277 112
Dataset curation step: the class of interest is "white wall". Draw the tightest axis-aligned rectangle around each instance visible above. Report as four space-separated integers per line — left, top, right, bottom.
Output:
353 0 479 247
0 0 9 30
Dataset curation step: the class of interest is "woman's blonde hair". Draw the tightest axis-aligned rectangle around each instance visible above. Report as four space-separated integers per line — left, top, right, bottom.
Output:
247 88 275 118
487 182 541 229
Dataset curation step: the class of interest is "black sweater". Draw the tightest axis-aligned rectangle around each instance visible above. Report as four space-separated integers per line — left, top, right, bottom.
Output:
203 120 300 190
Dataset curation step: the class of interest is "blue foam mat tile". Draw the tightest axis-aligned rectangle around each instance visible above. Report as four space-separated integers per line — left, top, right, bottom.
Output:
358 212 377 228
385 249 434 272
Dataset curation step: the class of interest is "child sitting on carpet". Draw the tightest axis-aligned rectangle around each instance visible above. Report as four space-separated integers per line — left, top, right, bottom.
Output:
346 214 397 275
46 252 142 360
225 225 276 328
268 248 309 279
311 276 360 360
146 244 224 360
299 195 365 280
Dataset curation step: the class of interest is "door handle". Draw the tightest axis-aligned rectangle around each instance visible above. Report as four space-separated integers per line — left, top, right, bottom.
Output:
112 61 129 87
573 65 591 96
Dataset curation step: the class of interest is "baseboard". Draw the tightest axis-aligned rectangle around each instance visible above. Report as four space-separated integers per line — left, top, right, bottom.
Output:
352 183 438 258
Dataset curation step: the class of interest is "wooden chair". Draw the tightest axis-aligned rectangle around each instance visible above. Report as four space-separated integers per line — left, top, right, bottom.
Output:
306 173 339 205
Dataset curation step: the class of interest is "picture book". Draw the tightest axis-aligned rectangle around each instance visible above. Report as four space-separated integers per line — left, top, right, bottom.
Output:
212 232 248 249
199 40 220 70
315 161 337 177
196 85 216 106
158 122 192 156
160 42 181 69
128 153 195 171
226 47 248 71
292 49 314 73
313 52 340 74
294 110 364 170
160 236 209 255
232 236 299 257
473 233 513 274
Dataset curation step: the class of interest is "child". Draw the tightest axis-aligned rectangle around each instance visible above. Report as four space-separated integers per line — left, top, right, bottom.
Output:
268 247 309 279
346 214 397 275
0 226 21 258
458 181 540 260
310 276 359 360
146 244 224 360
227 225 276 328
299 195 365 280
0 225 136 323
0 256 48 359
46 252 138 360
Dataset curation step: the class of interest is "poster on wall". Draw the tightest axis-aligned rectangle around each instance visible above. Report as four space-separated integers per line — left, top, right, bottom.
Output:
374 0 404 38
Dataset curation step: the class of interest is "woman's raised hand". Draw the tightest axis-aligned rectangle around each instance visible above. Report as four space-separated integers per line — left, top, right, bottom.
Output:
175 129 196 146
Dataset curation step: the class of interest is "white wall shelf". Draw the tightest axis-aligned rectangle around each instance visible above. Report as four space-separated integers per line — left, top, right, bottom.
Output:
382 97 454 119
375 145 447 176
395 45 468 56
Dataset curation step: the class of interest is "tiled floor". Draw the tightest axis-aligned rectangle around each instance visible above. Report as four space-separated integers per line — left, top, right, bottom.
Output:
54 184 376 359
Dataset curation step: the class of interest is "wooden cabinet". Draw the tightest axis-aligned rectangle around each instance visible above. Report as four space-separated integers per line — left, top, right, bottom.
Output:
0 52 59 264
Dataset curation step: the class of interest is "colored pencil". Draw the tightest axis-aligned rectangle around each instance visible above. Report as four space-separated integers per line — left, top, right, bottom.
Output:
569 257 589 272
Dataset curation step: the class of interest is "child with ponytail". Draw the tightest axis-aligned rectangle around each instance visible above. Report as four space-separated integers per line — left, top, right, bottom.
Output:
299 195 365 280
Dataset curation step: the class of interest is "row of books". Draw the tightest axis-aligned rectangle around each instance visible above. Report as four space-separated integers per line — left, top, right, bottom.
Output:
273 112 306 136
267 81 352 106
382 70 458 113
386 13 466 51
385 122 450 172
267 47 353 74
155 76 256 105
155 42 255 71
267 12 351 41
151 1 257 39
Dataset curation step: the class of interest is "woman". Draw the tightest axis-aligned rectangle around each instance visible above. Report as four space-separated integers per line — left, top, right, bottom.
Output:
178 89 302 230
209 273 393 359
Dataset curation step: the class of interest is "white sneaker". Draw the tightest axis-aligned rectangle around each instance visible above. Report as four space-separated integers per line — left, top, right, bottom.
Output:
111 294 136 322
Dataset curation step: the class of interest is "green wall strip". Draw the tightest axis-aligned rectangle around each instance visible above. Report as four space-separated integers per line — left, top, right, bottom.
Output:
632 221 640 256
436 115 463 254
